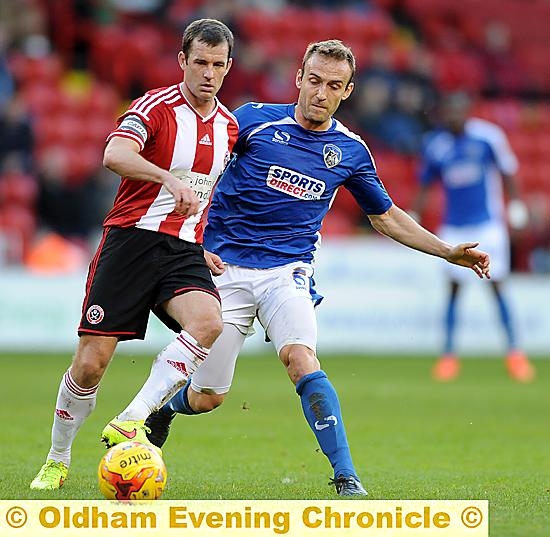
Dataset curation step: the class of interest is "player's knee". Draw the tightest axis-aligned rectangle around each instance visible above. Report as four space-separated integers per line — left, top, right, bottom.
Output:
210 316 224 341
280 345 320 385
71 356 108 387
191 392 225 413
187 316 223 348
72 338 114 386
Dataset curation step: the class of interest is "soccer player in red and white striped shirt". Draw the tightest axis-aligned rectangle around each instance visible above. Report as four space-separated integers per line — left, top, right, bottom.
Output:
30 19 238 490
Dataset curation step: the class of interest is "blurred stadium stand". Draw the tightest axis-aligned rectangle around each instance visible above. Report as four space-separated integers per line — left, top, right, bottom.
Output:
0 0 549 272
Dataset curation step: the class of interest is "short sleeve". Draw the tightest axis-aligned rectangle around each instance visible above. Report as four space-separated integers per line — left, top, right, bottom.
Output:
345 146 393 215
106 94 163 151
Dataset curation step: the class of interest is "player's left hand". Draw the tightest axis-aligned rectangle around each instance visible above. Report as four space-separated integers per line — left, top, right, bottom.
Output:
204 249 225 276
445 242 491 279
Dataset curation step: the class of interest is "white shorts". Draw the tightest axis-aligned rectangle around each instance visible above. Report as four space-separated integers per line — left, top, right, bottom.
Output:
190 261 320 394
439 221 510 282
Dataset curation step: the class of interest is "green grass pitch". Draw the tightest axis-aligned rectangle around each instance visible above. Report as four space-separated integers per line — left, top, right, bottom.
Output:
1 352 548 536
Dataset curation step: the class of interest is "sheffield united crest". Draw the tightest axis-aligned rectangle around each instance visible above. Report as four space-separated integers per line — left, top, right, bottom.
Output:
86 305 104 325
323 144 342 168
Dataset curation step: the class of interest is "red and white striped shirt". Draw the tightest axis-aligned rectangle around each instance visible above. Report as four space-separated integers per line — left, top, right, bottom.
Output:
104 83 238 243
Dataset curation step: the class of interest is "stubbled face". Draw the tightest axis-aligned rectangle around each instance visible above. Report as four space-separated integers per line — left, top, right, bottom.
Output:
295 53 354 131
178 39 232 114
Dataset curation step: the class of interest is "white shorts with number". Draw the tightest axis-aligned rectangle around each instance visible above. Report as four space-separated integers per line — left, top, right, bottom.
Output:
439 221 510 282
191 262 320 395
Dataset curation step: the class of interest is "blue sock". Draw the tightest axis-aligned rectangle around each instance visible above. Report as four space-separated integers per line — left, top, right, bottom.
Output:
162 379 200 415
295 370 357 479
444 293 458 354
495 292 517 349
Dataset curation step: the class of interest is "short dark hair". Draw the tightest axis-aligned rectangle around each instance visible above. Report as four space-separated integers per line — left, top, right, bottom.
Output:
301 40 356 86
182 19 234 60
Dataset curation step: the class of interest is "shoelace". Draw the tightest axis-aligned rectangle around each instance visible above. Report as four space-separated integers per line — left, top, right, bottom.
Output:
328 476 350 493
37 462 65 483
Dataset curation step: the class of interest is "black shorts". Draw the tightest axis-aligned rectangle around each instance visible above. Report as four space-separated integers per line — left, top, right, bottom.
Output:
78 226 219 341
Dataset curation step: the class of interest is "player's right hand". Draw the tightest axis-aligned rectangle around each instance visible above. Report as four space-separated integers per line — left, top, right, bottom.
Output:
446 242 491 279
163 173 200 217
204 250 225 276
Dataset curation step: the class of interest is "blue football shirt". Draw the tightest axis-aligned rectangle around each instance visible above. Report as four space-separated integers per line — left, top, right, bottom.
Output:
419 118 518 227
204 102 393 268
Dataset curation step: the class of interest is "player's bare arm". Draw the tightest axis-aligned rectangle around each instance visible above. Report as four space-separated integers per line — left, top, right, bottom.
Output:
103 136 200 217
368 204 491 279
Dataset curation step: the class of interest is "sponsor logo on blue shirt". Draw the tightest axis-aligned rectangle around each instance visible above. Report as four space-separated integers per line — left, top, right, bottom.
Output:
266 166 326 200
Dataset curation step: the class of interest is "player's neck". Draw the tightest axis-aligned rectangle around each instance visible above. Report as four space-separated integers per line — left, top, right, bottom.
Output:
180 83 217 117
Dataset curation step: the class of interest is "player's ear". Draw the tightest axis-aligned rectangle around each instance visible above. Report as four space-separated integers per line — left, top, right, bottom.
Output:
225 57 233 75
342 81 354 100
177 51 187 71
295 69 303 89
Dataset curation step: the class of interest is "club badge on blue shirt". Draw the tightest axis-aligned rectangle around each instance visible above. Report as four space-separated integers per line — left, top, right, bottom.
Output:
323 144 342 168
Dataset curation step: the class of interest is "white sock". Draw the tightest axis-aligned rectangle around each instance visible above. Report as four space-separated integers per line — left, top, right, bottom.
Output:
118 329 209 421
47 369 98 467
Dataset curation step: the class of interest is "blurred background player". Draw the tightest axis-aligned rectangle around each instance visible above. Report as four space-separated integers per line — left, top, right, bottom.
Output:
138 41 490 497
413 91 535 383
30 18 237 491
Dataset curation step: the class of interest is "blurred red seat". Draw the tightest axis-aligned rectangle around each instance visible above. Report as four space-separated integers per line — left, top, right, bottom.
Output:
167 0 205 25
0 205 37 262
81 116 115 145
35 113 84 147
90 25 126 80
86 84 120 117
21 83 63 115
238 10 272 40
302 9 334 42
433 50 485 92
333 11 374 44
63 144 103 186
533 133 550 160
375 153 417 209
0 172 38 208
8 53 64 86
321 209 359 237
508 131 537 160
142 53 185 90
520 163 549 193
331 188 362 221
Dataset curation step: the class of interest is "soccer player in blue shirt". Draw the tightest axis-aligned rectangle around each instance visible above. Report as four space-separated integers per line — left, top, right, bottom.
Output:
414 92 535 383
125 41 489 496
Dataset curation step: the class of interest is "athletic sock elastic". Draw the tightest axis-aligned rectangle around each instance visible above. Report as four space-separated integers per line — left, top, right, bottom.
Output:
48 369 98 466
296 370 357 478
118 329 209 421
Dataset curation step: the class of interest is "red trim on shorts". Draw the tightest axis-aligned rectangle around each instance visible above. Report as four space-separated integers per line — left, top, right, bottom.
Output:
78 328 137 336
173 286 221 303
